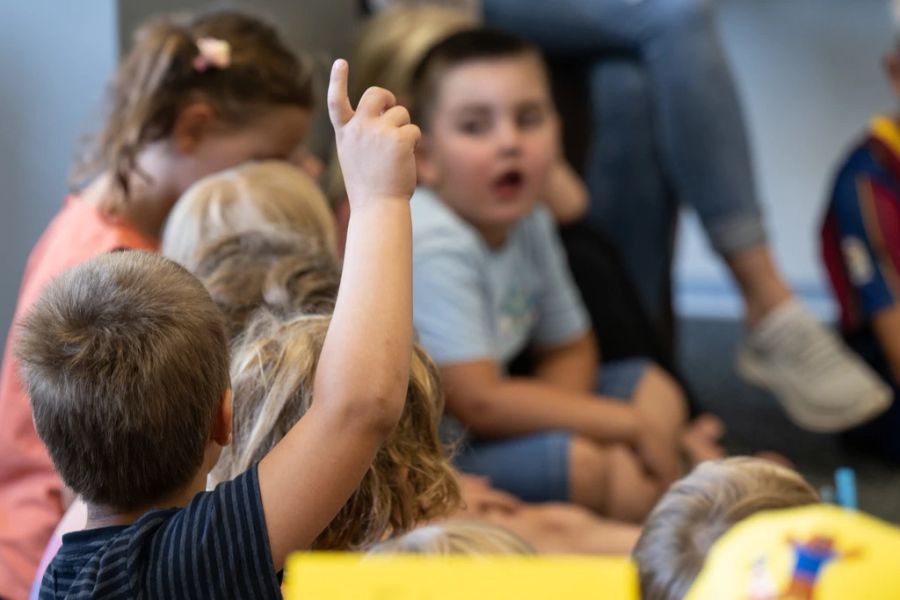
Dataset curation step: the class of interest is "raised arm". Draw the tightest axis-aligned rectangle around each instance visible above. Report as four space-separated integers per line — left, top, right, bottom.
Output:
258 60 419 568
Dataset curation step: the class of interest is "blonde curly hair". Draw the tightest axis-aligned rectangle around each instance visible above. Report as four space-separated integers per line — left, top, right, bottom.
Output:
212 312 462 550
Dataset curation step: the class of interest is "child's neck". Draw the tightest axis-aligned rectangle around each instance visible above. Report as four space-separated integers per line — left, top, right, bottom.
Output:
80 173 174 242
477 225 511 249
84 470 208 530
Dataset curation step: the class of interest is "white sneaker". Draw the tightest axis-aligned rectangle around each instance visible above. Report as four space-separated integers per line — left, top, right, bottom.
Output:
736 299 892 432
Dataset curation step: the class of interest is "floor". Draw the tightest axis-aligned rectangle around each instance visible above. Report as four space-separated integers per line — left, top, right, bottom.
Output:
679 317 900 523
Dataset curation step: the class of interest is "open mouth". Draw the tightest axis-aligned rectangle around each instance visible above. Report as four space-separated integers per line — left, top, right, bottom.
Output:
492 170 524 197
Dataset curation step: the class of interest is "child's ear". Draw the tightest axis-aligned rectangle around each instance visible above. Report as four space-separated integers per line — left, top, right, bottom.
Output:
415 137 438 186
171 102 216 154
884 51 900 97
211 388 233 447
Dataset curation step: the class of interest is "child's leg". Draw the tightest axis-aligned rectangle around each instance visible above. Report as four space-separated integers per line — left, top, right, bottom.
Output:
569 436 663 522
455 429 663 521
629 364 686 455
630 364 725 463
454 474 640 554
565 360 678 521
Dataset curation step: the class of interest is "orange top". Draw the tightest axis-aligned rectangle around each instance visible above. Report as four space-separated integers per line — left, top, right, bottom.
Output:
0 197 157 599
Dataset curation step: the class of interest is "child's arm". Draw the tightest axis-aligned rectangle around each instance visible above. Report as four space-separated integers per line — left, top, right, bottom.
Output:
257 60 419 569
541 159 589 225
531 331 599 393
442 360 639 443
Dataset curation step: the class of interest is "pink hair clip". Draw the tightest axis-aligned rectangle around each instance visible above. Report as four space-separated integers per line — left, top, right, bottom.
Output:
193 37 231 72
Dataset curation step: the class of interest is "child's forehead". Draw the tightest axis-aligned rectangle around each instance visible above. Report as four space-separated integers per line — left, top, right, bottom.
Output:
433 54 551 109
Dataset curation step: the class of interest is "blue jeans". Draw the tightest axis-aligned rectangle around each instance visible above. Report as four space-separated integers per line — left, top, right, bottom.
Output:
483 0 767 324
452 358 650 502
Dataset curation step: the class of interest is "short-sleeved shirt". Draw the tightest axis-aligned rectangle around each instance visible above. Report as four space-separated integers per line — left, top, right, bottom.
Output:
39 466 281 600
411 187 590 367
821 116 900 370
0 197 157 599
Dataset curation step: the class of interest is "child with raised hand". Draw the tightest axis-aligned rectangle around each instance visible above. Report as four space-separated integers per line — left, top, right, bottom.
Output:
212 311 461 550
407 27 720 522
21 59 420 599
0 11 316 595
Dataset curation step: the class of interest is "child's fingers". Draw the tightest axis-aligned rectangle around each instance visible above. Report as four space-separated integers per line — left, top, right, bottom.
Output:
399 123 422 145
327 59 354 128
381 105 411 127
357 86 398 118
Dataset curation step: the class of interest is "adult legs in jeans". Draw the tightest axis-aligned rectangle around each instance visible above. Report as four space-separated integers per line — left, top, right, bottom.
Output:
483 0 780 323
483 0 892 431
585 58 675 333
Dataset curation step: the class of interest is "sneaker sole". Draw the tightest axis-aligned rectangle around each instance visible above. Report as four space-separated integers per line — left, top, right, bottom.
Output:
735 349 892 433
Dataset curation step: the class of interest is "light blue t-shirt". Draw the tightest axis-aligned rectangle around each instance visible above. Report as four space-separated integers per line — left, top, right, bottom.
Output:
411 187 590 367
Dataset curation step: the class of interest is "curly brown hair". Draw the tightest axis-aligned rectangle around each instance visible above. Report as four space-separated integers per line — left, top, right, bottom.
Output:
190 230 339 339
212 312 462 550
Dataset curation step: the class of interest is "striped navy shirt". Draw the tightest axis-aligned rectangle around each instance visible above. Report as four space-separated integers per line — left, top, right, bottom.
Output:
39 466 281 599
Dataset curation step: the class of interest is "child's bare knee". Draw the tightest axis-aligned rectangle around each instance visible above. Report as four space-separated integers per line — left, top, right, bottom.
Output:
636 364 688 425
568 436 610 512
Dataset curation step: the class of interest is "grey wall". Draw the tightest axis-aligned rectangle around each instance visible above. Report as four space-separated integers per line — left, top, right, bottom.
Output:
0 1 118 345
675 0 897 318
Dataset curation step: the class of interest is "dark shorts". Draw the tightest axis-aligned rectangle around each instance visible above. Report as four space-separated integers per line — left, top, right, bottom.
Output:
452 358 651 502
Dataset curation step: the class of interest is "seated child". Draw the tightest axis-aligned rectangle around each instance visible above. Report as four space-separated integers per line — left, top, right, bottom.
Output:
406 27 720 521
370 520 534 555
820 2 900 460
632 457 819 600
0 12 316 595
169 176 640 557
21 59 421 598
211 311 461 549
162 159 338 268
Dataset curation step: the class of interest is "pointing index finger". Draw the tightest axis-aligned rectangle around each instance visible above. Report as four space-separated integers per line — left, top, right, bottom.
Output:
327 59 353 128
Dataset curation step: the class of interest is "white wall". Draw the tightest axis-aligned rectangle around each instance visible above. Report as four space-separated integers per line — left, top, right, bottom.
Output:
675 0 897 318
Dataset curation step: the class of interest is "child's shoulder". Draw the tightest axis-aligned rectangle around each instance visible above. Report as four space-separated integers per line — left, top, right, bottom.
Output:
42 467 278 599
833 119 900 195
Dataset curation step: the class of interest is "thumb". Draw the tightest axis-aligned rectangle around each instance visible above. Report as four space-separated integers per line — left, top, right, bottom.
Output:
327 59 354 129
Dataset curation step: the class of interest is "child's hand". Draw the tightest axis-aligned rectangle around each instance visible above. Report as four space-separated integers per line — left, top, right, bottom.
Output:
328 59 420 208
